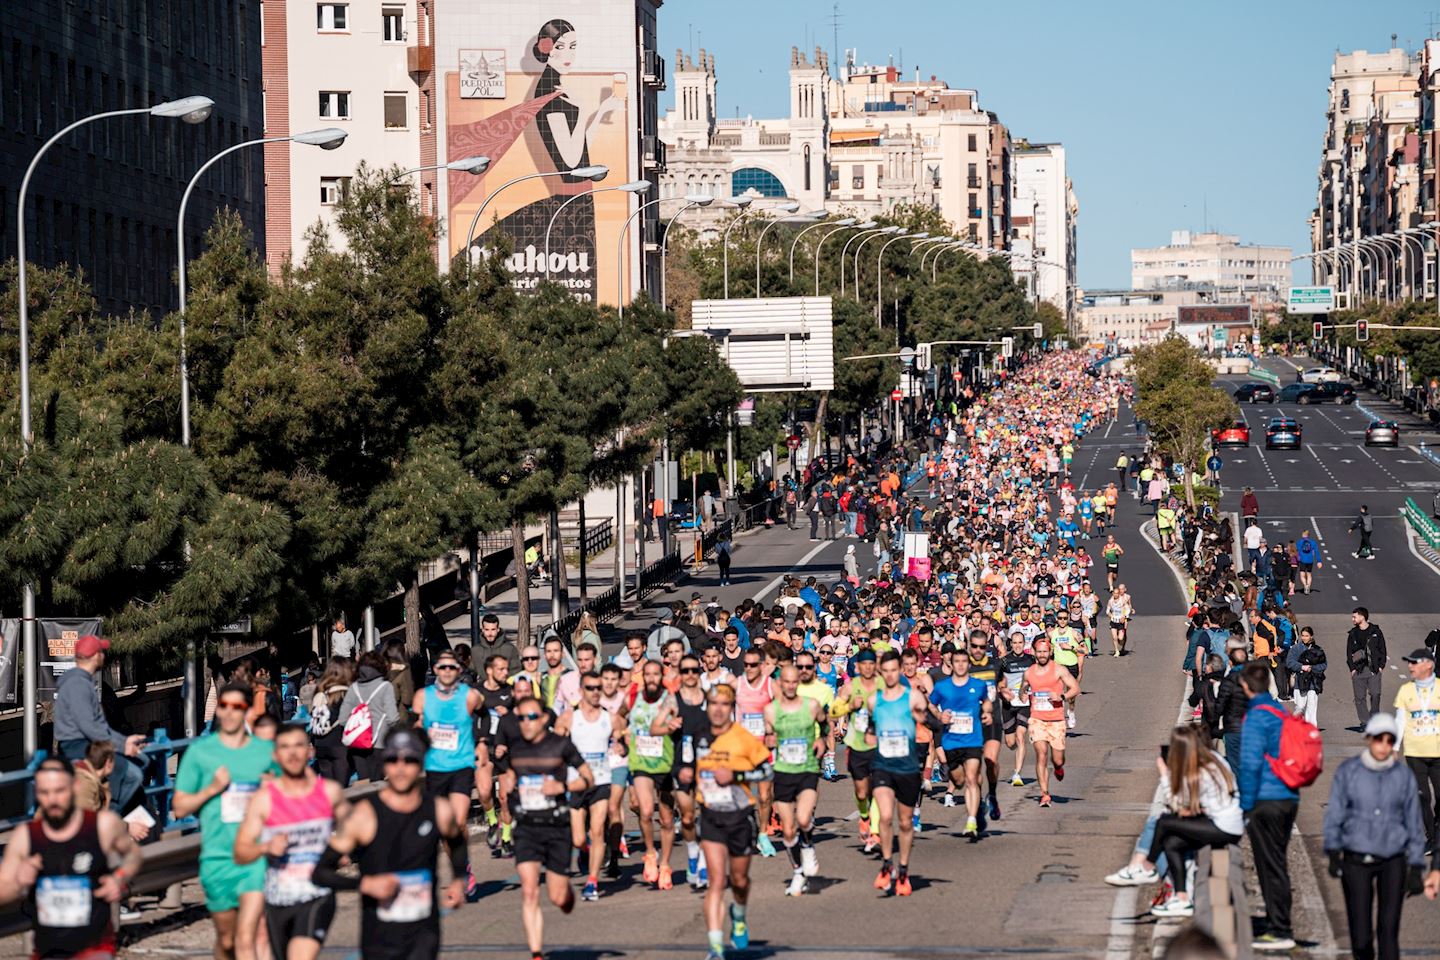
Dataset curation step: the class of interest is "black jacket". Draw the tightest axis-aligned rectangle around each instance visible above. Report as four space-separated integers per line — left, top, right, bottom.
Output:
1188 667 1226 740
1213 667 1249 735
1345 623 1387 675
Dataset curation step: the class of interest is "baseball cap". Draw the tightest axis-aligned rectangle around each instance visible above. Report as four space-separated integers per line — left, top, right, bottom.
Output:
380 727 428 761
1364 713 1399 739
1403 648 1436 664
854 649 878 663
75 635 110 658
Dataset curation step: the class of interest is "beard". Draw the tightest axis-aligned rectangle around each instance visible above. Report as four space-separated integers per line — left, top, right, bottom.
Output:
42 801 75 831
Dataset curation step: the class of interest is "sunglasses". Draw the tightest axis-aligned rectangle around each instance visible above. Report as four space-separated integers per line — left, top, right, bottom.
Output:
518 711 545 721
384 755 422 766
522 655 540 661
819 650 833 655
217 700 248 712
1374 734 1397 745
744 660 761 667
583 684 602 692
435 664 459 671
680 667 701 675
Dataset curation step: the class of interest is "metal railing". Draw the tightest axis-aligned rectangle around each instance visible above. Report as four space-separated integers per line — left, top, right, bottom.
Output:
1403 497 1440 552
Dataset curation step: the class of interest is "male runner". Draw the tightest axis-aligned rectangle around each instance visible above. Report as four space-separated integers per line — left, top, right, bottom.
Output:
966 630 1004 823
173 682 279 960
597 663 632 879
998 632 1036 785
411 649 484 899
832 648 882 850
734 651 778 856
929 643 995 837
1101 535 1124 591
552 670 627 901
1048 609 1085 729
685 683 772 960
0 758 143 960
867 651 929 895
1024 637 1080 807
794 652 836 779
764 665 826 895
476 653 515 856
672 653 712 889
234 724 349 960
901 649 937 829
628 659 681 889
312 729 466 960
700 644 735 692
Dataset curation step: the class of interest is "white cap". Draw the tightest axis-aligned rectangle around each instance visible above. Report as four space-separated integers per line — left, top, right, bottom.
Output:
1364 713 1399 739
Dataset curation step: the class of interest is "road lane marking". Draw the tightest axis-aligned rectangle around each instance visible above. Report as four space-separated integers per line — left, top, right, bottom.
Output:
750 539 833 603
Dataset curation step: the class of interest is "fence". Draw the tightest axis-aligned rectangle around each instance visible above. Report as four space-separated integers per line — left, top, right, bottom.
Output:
1249 366 1281 387
1402 497 1440 552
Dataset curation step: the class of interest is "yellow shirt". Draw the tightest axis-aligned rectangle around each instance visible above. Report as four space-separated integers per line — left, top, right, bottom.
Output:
1396 681 1440 758
796 680 834 711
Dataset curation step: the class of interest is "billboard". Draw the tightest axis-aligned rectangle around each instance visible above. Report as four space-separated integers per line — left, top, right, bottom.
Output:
1176 304 1252 328
443 7 640 305
691 297 836 392
1287 286 1335 315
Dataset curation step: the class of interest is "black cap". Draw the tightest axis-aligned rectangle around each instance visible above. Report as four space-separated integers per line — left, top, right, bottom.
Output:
1403 648 1436 664
380 727 428 762
854 649 878 663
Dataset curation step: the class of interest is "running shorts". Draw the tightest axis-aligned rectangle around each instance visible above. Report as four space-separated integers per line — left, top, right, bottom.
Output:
570 784 610 811
265 894 336 951
199 857 265 914
424 767 475 800
1001 702 1031 733
846 747 875 783
871 769 922 807
772 771 820 804
1029 718 1066 749
513 823 572 874
699 806 759 857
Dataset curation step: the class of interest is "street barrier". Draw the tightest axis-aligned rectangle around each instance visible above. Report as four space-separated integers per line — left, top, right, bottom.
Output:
1249 367 1281 387
1402 497 1440 552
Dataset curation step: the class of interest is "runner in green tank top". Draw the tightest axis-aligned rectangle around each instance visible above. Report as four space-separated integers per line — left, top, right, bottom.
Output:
764 665 827 895
831 649 882 851
627 661 681 889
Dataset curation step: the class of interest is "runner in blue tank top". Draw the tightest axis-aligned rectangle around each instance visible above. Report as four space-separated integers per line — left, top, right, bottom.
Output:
411 649 485 901
864 651 930 897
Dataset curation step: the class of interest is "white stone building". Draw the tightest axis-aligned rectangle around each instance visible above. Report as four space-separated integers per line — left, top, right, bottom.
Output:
1131 231 1291 298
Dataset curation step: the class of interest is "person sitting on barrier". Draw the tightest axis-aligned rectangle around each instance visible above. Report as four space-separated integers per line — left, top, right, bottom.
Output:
53 635 146 816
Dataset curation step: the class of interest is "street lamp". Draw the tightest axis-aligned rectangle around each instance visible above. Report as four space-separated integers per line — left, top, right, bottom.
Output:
544 180 650 279
814 220 873 296
14 94 215 760
789 216 850 283
930 242 971 281
841 226 898 296
852 227 904 299
661 193 715 309
390 155 491 182
876 232 928 323
755 209 823 297
463 164 608 275
719 196 766 297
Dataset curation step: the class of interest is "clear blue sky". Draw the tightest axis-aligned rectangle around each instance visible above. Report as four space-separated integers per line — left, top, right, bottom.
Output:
658 0 1435 289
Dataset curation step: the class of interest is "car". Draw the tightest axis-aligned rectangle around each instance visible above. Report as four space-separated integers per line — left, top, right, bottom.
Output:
1364 421 1400 447
1277 382 1318 403
668 500 700 530
1233 382 1276 404
1300 367 1342 384
1265 416 1303 449
1211 419 1251 447
1305 381 1356 404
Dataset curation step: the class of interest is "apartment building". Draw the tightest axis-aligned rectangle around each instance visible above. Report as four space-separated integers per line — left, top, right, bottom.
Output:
1011 142 1078 313
1132 230 1291 297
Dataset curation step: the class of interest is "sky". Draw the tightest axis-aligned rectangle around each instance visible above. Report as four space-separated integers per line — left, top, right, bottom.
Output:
657 0 1436 290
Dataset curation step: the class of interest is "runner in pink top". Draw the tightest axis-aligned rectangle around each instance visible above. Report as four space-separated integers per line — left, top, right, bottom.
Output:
734 650 779 855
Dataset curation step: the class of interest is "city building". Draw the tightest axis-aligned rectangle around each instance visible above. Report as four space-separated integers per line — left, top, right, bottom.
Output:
263 0 666 304
1011 142 1077 314
1 2 265 316
1131 230 1291 297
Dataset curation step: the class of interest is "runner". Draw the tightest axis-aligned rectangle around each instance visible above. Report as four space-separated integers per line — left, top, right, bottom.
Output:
311 729 466 960
1107 584 1134 657
900 649 936 829
672 653 712 889
234 723 349 960
930 642 995 837
0 758 143 960
1024 637 1080 807
1048 608 1086 729
411 649 484 900
173 681 279 960
764 664 826 896
966 629 1004 823
552 669 627 902
867 651 929 894
998 632 1036 785
627 659 682 889
733 651 778 857
476 653 515 858
794 652 837 780
1101 534 1124 591
597 662 632 880
832 648 882 851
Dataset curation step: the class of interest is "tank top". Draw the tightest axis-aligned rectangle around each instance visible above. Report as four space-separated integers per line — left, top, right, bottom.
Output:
569 707 613 787
1025 661 1067 722
675 690 709 766
262 777 334 906
422 683 475 773
843 678 879 752
772 700 820 774
872 686 918 774
358 795 441 951
734 675 773 740
628 691 675 774
26 811 113 957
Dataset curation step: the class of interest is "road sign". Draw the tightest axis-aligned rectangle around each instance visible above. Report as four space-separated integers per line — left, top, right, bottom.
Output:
916 343 932 371
952 371 963 382
1288 286 1335 315
786 434 802 450
891 388 903 401
1001 337 1014 359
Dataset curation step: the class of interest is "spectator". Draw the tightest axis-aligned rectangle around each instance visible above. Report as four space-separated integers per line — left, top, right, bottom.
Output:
572 611 602 657
1323 713 1427 960
230 659 280 727
52 635 144 814
475 613 521 673
1237 661 1300 952
330 617 356 659
1395 647 1440 855
1213 640 1251 769
380 638 417 728
1187 654 1227 745
309 656 356 785
645 607 689 660
1346 607 1388 728
1241 487 1260 529
1148 725 1244 918
337 650 400 782
1287 627 1327 727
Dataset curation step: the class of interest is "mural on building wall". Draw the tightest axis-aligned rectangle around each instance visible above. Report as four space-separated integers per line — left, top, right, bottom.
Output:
446 14 633 303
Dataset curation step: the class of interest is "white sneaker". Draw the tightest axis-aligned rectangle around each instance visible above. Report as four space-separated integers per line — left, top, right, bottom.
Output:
1066 710 1076 730
799 845 819 878
1105 865 1160 887
1010 772 1024 787
785 871 807 897
943 794 957 808
1150 897 1194 918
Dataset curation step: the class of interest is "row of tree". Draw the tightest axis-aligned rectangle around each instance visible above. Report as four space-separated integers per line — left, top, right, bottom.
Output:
1264 300 1440 383
1129 337 1236 507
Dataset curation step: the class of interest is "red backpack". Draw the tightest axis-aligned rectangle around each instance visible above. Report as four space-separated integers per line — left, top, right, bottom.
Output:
1257 705 1323 789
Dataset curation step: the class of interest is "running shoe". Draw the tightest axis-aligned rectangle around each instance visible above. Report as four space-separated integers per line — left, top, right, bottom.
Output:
619 836 631 859
697 860 709 889
658 865 674 891
962 816 978 837
1039 794 1052 807
465 870 483 903
1010 772 1025 787
1066 710 1076 730
1253 934 1297 952
894 871 912 896
706 949 726 960
987 794 1002 821
582 880 600 902
785 872 807 897
942 793 957 808
800 845 818 878
858 818 871 842
1104 865 1160 887
873 864 893 892
642 852 659 884
756 833 777 858
863 834 878 855
687 855 700 887
500 839 514 859
1054 763 1065 782
822 755 837 780
730 906 749 950
1150 897 1194 918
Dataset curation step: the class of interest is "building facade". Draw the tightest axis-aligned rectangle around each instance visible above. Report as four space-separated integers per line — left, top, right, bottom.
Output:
263 0 666 304
1132 231 1291 297
1 2 265 316
1011 142 1077 314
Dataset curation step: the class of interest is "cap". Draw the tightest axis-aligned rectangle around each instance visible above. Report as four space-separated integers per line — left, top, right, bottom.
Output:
380 727 428 761
1364 713 1399 739
432 649 460 667
75 635 110 658
854 649 878 663
655 606 674 622
1403 648 1436 664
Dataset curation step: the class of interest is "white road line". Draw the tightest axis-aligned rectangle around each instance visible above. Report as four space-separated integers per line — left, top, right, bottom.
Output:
749 539 832 603
1305 444 1341 485
1354 444 1401 485
1309 518 1323 541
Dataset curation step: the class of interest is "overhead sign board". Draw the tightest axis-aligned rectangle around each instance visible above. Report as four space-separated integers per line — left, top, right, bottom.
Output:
1287 286 1335 315
690 296 835 393
1177 304 1252 328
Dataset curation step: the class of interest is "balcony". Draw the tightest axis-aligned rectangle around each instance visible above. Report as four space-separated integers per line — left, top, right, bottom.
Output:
966 176 982 188
407 43 434 74
643 50 666 89
758 131 791 146
643 135 667 171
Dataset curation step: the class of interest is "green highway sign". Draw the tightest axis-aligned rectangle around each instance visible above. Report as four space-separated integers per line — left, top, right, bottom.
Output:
1287 286 1334 315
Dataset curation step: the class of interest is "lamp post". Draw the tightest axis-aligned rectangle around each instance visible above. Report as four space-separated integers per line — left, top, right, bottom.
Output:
930 242 970 282
719 196 765 297
544 180 650 279
840 226 897 296
14 94 215 760
463 165 608 276
789 216 850 283
389 155 491 182
661 194 716 309
615 195 669 319
852 227 901 300
754 210 822 297
876 232 927 325
815 220 873 295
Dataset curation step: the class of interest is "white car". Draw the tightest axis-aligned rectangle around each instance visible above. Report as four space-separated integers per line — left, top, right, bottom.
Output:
1300 367 1341 384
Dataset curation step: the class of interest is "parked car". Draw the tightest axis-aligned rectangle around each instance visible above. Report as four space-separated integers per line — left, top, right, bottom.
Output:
1211 420 1251 447
1300 367 1341 383
669 500 700 530
1305 381 1357 404
1265 416 1303 450
1364 421 1401 447
1277 382 1317 403
1233 382 1276 403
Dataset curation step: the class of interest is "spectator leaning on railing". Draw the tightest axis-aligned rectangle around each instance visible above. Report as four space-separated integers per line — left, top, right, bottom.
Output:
53 635 145 815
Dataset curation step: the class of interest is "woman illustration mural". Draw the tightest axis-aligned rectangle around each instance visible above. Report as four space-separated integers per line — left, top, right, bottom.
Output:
475 18 622 296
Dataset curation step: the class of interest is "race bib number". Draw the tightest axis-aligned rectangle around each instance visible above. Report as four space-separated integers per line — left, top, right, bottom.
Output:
518 774 555 812
681 735 695 765
878 733 909 758
1414 709 1440 739
984 682 997 702
220 781 258 824
779 738 808 766
1032 691 1053 711
428 722 459 753
699 771 732 808
834 656 849 672
35 876 91 928
635 735 665 759
742 713 766 737
376 869 432 923
583 752 612 786
949 714 974 736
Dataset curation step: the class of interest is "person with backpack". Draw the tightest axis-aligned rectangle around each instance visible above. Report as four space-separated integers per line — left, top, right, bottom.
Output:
1295 531 1321 596
1350 504 1376 560
1347 606 1388 728
310 656 357 785
337 650 401 783
784 483 798 530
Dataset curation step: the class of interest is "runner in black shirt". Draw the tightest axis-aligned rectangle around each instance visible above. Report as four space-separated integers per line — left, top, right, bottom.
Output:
476 654 515 855
997 633 1037 786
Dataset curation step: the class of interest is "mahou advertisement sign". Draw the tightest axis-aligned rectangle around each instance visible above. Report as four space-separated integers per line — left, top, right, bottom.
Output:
444 5 641 304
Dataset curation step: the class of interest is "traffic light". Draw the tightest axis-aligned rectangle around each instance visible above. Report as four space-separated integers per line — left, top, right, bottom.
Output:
916 343 932 371
1032 322 1043 339
1355 319 1369 342
1001 336 1014 359
1312 321 1323 340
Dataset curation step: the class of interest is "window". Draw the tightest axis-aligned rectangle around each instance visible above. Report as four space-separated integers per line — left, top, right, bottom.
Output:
384 92 407 128
851 164 864 190
967 133 976 151
803 144 811 192
382 5 405 41
319 90 350 119
320 176 351 204
731 167 787 197
316 2 346 30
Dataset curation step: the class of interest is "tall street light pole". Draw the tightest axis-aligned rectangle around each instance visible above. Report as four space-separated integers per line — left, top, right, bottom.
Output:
754 208 814 297
661 194 716 309
389 154 491 183
852 228 900 301
788 215 848 284
719 196 762 297
840 226 896 296
15 94 215 760
463 165 608 278
876 232 927 326
545 180 651 279
815 220 873 296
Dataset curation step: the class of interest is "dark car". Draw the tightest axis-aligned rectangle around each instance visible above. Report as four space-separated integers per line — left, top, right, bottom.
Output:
1211 420 1250 447
1364 421 1400 447
1265 416 1303 450
1305 381 1356 404
1233 382 1275 404
1276 382 1316 403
